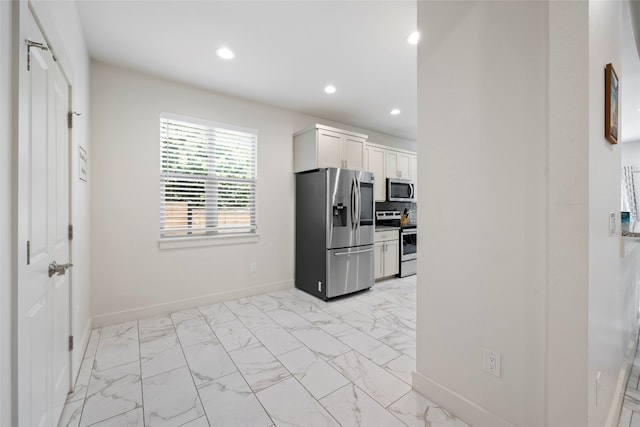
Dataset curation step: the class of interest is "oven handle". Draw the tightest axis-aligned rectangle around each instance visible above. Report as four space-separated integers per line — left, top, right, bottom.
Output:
334 248 373 256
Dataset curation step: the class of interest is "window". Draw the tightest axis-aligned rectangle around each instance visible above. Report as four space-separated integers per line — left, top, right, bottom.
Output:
160 113 257 240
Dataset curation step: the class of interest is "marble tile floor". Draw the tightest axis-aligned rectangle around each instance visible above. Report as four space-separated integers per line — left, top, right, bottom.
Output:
58 276 470 427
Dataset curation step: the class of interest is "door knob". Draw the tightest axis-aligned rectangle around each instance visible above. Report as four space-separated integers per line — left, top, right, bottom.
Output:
48 261 73 278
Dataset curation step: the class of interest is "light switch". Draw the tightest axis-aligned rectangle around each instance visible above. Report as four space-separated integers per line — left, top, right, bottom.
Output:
609 212 616 236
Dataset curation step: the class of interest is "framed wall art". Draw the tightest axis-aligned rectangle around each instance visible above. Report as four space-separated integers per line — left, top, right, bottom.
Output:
605 63 619 144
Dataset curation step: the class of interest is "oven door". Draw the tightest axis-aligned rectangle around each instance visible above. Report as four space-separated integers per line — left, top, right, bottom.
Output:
401 229 417 261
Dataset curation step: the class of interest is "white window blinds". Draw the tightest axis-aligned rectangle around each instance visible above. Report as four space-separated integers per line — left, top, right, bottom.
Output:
160 113 257 238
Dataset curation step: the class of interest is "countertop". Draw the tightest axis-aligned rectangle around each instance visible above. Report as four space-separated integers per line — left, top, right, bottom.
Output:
622 222 640 238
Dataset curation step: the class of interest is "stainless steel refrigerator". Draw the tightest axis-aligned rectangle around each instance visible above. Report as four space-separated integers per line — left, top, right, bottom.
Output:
295 168 375 300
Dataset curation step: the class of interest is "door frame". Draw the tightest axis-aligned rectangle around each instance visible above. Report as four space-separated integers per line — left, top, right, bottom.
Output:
0 2 11 427
14 2 75 424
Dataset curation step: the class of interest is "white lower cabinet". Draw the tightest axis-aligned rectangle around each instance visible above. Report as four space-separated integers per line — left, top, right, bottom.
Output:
374 230 399 279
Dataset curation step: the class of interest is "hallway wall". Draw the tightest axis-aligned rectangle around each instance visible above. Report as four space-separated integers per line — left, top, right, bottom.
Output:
586 2 627 426
416 1 639 426
415 2 548 425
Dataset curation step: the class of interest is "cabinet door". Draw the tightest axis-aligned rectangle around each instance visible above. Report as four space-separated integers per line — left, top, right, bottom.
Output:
366 147 386 201
409 154 418 181
344 136 364 170
317 129 344 169
384 240 399 276
396 153 410 179
374 241 385 279
385 151 398 179
386 151 411 179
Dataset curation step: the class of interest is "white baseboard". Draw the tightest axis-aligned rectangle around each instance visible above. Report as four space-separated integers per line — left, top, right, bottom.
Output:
412 370 513 427
91 279 294 327
606 331 640 427
71 319 93 383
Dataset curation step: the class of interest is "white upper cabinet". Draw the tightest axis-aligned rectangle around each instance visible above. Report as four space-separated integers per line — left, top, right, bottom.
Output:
294 125 367 173
365 146 386 201
409 153 418 201
386 150 411 179
317 128 344 169
409 154 418 182
344 135 365 170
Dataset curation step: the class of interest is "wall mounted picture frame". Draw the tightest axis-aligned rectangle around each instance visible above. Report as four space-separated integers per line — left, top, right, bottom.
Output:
605 63 619 144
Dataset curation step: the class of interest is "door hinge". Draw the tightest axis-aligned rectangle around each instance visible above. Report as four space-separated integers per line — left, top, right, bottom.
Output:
67 112 73 129
68 224 73 240
68 336 74 352
26 241 31 265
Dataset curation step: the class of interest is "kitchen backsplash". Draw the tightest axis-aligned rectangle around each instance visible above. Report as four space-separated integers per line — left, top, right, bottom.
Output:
375 202 417 225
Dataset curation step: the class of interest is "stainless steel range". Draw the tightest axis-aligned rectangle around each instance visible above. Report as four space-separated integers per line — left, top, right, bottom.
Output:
375 210 417 278
399 227 417 277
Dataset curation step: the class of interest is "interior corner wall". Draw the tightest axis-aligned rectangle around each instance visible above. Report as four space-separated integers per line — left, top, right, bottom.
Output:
0 1 13 425
27 0 92 380
88 61 413 324
546 2 590 425
415 2 547 426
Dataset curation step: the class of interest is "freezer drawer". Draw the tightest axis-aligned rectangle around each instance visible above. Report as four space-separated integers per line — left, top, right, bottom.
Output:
326 245 374 298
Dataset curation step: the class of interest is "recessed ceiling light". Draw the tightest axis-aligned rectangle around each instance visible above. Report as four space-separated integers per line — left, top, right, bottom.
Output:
407 31 420 45
324 85 336 94
390 108 401 115
216 47 234 60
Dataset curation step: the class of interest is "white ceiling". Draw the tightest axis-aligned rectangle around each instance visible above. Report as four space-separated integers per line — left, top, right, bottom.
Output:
75 0 418 141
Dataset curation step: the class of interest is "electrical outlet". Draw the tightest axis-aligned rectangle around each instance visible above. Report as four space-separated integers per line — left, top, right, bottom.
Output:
250 262 257 273
596 371 602 406
483 348 501 377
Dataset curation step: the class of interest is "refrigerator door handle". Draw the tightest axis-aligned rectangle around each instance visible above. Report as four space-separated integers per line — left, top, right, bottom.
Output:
351 177 357 229
357 181 362 227
334 247 373 256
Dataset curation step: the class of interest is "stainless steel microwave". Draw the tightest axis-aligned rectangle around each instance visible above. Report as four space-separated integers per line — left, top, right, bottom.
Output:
387 178 415 202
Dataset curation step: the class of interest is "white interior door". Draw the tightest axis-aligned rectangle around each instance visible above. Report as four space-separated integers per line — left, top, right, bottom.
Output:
18 9 71 427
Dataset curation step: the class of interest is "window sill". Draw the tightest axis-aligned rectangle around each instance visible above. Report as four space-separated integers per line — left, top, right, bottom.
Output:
158 233 260 250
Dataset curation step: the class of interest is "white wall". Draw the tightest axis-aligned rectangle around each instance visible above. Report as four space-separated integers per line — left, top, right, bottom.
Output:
415 2 547 426
416 1 640 426
621 0 640 144
622 142 640 167
587 2 627 426
546 3 590 425
0 2 13 425
89 61 414 324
